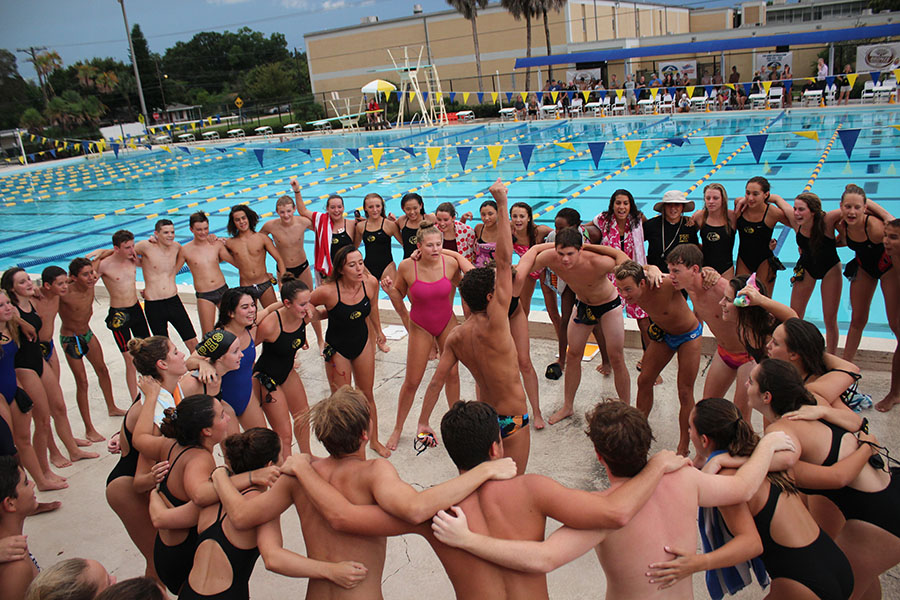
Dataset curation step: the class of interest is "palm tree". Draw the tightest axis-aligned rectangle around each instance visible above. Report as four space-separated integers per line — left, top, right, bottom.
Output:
447 0 489 93
32 50 62 106
95 71 119 95
75 63 98 89
537 0 565 81
502 0 538 92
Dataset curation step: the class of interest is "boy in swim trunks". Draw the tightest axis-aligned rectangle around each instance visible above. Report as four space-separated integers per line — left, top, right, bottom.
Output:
180 211 236 335
666 244 755 421
135 219 197 352
58 258 122 441
92 230 151 403
877 218 900 412
614 260 703 456
224 205 285 308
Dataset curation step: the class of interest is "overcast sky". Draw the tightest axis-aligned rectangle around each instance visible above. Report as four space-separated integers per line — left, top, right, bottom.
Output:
2 0 736 81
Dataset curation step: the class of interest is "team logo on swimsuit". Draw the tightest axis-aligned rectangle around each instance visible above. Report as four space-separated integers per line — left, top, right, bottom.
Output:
349 311 363 320
706 231 721 242
332 236 340 245
408 235 417 246
743 226 755 234
366 234 376 242
678 234 691 242
108 311 127 329
292 338 304 350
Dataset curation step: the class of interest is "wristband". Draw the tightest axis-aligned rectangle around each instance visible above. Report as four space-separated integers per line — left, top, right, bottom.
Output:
208 464 233 482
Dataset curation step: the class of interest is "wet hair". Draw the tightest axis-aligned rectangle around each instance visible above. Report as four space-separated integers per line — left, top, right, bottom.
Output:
795 192 827 255
275 195 294 210
746 176 770 196
41 266 66 287
554 227 583 250
693 398 796 493
585 401 652 478
215 288 253 329
326 194 344 209
326 245 363 284
756 358 816 416
614 260 646 284
441 401 500 471
223 428 281 473
511 202 538 245
363 193 385 217
127 336 171 380
602 189 641 232
0 455 21 502
1 267 26 301
435 202 456 218
415 222 442 245
308 385 369 457
189 211 209 227
730 275 775 356
841 183 866 203
24 558 100 600
458 267 495 313
702 183 731 236
781 318 827 377
195 329 238 363
887 218 900 230
227 205 259 236
154 219 174 232
68 257 92 278
159 394 217 447
401 192 424 216
666 243 704 268
555 207 581 228
280 272 310 303
479 200 498 215
112 230 134 247
95 577 165 600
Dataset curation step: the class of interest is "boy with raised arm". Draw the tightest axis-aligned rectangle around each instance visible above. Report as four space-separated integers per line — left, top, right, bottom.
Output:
211 385 517 600
432 401 795 600
614 260 702 455
180 211 235 335
134 219 197 351
416 179 531 474
224 204 285 307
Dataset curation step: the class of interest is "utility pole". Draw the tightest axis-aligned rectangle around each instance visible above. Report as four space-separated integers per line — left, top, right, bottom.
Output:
17 46 48 106
117 0 148 124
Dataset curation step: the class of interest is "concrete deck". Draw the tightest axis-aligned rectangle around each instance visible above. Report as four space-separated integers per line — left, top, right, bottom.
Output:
23 302 900 598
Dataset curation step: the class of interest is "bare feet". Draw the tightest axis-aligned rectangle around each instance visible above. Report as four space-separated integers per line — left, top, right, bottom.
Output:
876 394 900 412
108 406 128 417
74 437 91 447
595 362 611 376
370 440 392 458
532 414 546 430
376 337 391 353
70 448 100 461
33 501 62 515
428 342 440 361
37 478 68 492
85 430 106 443
386 429 402 452
50 453 72 469
548 407 574 425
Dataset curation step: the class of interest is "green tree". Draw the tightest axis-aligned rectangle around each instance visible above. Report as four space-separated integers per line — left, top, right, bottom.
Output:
19 107 46 131
537 0 565 80
868 0 900 11
130 24 165 110
243 61 299 102
75 63 99 88
502 0 538 91
32 50 63 105
446 0 490 93
0 49 35 129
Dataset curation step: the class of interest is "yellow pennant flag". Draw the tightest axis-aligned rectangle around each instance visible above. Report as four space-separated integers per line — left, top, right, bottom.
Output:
462 92 470 104
615 89 624 99
725 83 735 90
17 156 24 164
436 92 443 102
372 147 384 169
554 142 575 152
762 80 772 93
520 92 529 104
582 90 591 103
409 91 416 103
686 86 695 98
162 145 171 153
624 140 642 166
491 92 499 104
197 147 206 152
550 91 559 103
426 146 441 168
322 148 333 168
806 77 816 84
704 137 724 164
487 145 503 168
793 131 819 142
650 87 658 100
892 125 900 132
847 73 858 89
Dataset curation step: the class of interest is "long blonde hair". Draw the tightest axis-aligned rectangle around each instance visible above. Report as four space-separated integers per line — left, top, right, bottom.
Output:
0 290 19 348
702 183 731 236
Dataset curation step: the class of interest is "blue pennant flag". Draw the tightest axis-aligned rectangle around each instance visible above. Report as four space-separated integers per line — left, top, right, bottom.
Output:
518 144 535 170
536 91 543 103
178 146 191 155
825 76 836 88
449 92 456 103
49 149 56 158
27 153 34 162
144 143 153 150
297 148 311 155
506 92 513 102
588 142 606 168
838 128 861 159
215 115 221 124
704 85 713 97
477 92 485 104
402 147 417 157
742 83 753 96
215 147 228 153
456 146 472 169
347 148 361 161
783 80 793 92
395 91 403 102
111 143 120 158
669 87 677 97
421 92 428 102
81 142 89 153
566 90 574 101
253 149 265 167
870 71 881 84
746 134 768 164
665 138 688 147
598 90 607 101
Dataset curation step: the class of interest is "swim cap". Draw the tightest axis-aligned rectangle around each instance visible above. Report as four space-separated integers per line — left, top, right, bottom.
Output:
196 329 238 362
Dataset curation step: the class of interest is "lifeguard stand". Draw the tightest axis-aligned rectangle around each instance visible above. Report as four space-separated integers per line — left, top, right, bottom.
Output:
385 47 448 128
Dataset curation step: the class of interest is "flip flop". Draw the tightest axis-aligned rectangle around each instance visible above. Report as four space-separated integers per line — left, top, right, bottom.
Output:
545 362 563 380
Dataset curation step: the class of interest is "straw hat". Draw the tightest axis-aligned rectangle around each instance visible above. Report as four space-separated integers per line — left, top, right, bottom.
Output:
654 190 694 213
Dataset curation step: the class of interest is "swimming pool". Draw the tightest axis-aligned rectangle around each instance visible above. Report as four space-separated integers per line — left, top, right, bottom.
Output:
1 107 898 336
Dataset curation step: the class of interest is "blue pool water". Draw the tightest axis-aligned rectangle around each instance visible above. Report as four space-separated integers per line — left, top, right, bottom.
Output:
1 107 898 336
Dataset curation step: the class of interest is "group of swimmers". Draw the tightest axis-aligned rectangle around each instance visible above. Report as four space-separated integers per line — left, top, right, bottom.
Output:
0 173 898 599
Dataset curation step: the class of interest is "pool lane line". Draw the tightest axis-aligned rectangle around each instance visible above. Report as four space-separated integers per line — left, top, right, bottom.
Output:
801 124 843 193
683 111 786 197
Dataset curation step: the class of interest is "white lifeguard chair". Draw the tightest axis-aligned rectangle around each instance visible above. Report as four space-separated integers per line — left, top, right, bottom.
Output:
380 46 448 128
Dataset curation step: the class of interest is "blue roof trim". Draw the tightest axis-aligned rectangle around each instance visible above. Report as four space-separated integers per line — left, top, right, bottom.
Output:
515 23 900 68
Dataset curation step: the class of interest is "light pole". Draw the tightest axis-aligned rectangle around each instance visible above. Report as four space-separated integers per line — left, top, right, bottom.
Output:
118 0 148 124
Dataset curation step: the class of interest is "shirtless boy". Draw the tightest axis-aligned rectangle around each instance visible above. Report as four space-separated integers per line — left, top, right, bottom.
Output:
432 401 794 600
260 195 324 349
57 258 120 441
134 219 197 351
417 179 532 474
93 230 151 403
665 244 753 420
614 260 702 456
211 385 518 600
0 456 39 600
515 229 630 422
180 211 235 334
224 205 285 308
277 400 689 599
879 219 900 411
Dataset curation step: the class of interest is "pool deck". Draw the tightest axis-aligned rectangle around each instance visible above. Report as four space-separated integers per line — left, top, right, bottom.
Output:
23 287 900 598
